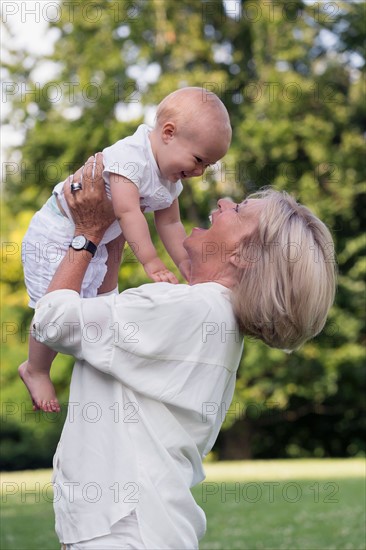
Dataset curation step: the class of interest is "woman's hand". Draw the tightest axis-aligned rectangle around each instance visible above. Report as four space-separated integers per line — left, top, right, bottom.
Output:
64 153 116 244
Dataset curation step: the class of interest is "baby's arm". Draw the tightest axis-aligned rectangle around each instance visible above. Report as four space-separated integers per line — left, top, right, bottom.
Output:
97 233 126 295
110 174 178 283
154 199 191 282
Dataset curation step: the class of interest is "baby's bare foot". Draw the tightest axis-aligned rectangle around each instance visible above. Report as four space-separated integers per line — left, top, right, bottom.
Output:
18 362 60 413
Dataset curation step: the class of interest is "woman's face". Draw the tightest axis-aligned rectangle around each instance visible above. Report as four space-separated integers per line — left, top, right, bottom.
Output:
184 198 264 264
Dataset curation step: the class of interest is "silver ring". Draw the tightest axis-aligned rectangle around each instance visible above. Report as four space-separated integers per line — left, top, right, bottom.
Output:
70 170 83 192
70 182 82 192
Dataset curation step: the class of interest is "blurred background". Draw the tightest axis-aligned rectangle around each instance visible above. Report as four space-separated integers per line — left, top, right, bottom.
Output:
1 0 365 471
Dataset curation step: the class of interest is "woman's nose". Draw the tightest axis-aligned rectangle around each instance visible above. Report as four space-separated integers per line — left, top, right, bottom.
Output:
217 198 235 211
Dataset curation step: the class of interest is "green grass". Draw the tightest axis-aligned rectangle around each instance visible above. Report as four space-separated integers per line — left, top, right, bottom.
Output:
1 460 365 549
1 470 58 550
194 459 366 550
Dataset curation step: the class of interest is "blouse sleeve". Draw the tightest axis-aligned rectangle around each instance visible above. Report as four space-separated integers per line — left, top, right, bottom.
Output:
32 284 215 364
32 289 116 373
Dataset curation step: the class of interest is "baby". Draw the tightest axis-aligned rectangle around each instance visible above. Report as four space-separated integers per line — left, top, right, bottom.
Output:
19 86 232 412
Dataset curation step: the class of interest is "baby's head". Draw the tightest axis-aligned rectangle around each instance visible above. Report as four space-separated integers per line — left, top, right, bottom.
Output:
151 87 232 183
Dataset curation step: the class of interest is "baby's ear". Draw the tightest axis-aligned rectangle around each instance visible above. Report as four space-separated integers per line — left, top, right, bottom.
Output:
161 122 176 143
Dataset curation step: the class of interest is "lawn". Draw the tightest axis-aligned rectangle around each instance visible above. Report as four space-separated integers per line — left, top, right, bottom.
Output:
1 459 365 549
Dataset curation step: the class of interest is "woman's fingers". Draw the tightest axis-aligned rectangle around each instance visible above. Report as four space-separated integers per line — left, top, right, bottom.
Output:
82 155 100 189
68 153 103 192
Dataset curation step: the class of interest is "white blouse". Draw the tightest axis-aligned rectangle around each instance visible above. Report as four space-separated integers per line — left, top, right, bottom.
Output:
33 282 243 549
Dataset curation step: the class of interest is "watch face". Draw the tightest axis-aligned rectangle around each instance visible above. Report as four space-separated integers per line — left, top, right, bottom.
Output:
72 235 87 250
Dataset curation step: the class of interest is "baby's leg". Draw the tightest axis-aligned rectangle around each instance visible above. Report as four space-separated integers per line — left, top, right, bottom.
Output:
18 331 59 413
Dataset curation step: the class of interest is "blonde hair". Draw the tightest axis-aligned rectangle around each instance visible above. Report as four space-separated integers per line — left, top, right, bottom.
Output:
231 188 337 352
155 87 232 142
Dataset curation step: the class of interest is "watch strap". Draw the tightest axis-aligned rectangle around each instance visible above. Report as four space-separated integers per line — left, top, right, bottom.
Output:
83 239 97 257
70 236 97 257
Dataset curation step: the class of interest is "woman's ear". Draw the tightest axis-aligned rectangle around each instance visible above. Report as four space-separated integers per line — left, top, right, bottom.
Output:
229 253 247 269
229 245 257 270
161 122 176 143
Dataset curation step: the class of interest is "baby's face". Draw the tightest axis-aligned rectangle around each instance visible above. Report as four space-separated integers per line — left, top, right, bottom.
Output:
158 125 230 183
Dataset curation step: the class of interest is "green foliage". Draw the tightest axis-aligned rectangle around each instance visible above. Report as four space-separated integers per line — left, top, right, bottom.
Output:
1 0 365 468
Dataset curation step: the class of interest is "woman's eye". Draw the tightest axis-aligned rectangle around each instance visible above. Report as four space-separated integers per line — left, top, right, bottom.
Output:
234 204 239 213
195 157 203 163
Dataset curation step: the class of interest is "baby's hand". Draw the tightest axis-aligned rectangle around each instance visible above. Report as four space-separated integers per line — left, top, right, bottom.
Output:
144 258 179 284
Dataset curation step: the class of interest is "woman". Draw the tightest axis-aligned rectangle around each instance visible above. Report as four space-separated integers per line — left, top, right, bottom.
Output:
28 154 336 549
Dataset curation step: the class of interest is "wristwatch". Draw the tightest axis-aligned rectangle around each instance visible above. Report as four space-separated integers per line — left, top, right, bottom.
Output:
69 235 97 257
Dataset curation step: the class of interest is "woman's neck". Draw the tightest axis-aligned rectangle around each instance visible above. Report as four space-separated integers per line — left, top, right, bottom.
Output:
188 261 236 289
